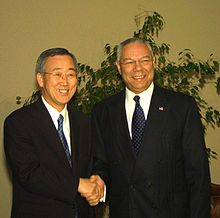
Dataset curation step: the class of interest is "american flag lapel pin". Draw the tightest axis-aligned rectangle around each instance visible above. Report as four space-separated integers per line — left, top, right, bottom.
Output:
159 106 164 111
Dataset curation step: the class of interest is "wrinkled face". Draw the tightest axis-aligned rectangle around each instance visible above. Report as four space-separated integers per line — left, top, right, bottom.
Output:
116 42 155 94
37 55 77 112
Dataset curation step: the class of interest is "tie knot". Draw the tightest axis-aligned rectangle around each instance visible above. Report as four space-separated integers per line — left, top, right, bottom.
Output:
58 114 64 125
133 95 140 104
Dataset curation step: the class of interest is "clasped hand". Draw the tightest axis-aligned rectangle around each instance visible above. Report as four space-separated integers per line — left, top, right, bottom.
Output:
78 175 105 206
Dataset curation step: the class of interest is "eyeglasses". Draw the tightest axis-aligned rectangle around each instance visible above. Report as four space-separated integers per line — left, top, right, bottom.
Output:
44 71 77 80
120 58 153 67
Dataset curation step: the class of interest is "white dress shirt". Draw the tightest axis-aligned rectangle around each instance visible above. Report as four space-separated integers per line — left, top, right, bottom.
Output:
125 82 154 138
41 96 71 153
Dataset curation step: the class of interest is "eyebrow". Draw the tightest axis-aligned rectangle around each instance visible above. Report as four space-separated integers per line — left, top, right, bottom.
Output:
122 55 152 61
51 67 76 72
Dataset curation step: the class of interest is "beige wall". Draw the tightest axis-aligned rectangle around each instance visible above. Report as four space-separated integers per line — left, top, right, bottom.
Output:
1 0 219 216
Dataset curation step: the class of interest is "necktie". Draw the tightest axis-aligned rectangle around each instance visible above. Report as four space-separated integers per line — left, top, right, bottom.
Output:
132 95 145 153
57 114 72 167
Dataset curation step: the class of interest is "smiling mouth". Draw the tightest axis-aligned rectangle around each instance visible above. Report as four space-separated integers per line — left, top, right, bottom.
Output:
133 75 145 79
58 89 69 94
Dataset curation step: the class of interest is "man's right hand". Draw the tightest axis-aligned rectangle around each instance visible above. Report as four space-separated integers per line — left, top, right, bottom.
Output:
78 178 101 206
90 175 105 201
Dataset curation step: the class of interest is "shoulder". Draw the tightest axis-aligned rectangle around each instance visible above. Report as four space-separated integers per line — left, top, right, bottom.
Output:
5 100 40 123
155 86 198 115
4 100 43 133
93 90 124 111
67 105 89 122
156 85 196 104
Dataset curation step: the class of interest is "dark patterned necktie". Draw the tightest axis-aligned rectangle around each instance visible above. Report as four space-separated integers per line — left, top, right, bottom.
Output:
132 95 145 153
57 114 72 167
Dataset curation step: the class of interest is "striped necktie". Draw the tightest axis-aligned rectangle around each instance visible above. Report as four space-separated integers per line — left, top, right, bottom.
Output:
57 114 72 167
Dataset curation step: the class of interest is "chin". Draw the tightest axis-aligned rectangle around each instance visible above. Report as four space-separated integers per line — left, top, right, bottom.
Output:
57 98 70 105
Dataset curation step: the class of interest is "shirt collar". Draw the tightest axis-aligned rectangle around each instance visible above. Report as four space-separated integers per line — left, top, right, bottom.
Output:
125 82 154 103
41 96 68 124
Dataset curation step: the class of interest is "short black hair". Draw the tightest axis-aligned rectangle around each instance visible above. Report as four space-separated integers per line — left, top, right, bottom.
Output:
35 48 77 75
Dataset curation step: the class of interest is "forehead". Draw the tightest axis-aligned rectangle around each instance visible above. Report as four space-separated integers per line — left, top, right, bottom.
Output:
45 55 76 69
121 42 152 59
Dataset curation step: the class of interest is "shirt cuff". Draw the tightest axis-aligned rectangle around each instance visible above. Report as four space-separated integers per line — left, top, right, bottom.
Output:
100 185 106 202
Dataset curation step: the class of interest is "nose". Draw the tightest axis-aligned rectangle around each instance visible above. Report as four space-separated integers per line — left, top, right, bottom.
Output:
60 74 68 84
134 60 142 71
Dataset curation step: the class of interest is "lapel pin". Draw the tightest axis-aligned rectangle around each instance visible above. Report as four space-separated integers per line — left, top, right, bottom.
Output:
159 106 164 111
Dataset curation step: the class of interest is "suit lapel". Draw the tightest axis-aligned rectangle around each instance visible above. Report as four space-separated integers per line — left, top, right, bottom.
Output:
129 85 170 190
109 90 136 160
137 85 169 158
34 99 73 169
67 106 79 172
112 87 170 160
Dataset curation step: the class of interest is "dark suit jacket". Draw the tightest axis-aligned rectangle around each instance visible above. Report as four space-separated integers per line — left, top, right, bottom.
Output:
92 85 210 218
4 98 94 218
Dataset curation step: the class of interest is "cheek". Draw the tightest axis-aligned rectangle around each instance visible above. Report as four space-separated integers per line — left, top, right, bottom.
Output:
146 65 154 73
121 69 132 78
121 74 129 83
73 79 78 87
45 82 58 93
70 80 77 90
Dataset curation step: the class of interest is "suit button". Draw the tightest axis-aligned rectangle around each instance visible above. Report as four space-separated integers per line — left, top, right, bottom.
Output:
130 185 136 191
146 181 152 188
151 204 157 209
157 159 163 164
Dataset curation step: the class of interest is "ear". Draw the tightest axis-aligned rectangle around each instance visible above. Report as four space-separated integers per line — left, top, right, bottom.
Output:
152 56 156 64
37 73 44 88
115 60 121 74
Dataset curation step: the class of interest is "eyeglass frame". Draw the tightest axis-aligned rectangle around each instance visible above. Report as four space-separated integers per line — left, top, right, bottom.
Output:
120 56 153 67
43 69 77 80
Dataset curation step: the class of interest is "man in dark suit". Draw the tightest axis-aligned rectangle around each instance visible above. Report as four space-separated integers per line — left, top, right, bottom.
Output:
4 48 101 218
91 38 211 217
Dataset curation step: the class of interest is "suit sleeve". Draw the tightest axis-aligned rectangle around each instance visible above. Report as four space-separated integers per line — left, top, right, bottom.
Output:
182 97 210 217
91 106 110 190
4 114 77 204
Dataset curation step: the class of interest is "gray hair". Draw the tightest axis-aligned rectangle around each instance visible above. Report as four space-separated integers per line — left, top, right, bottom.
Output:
35 48 77 75
117 38 154 62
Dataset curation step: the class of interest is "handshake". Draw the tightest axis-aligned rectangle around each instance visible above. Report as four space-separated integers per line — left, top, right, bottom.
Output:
78 175 105 206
